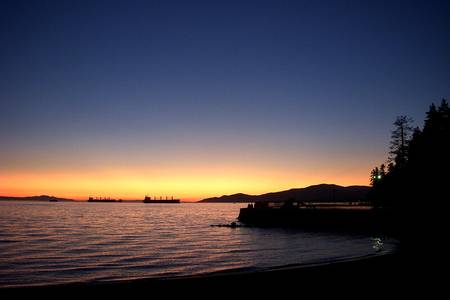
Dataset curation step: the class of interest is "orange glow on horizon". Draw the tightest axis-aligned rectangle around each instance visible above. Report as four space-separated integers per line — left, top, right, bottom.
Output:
0 164 371 201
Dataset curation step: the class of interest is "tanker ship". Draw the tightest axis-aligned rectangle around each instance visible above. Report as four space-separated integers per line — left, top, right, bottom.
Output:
143 196 180 203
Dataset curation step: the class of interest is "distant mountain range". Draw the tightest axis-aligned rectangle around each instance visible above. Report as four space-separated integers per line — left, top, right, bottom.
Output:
0 195 75 202
199 184 370 203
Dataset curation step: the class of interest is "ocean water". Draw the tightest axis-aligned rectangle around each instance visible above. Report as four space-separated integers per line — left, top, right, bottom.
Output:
0 201 398 288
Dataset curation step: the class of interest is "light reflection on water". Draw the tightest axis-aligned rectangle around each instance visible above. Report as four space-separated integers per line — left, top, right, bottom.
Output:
371 237 384 252
0 201 398 288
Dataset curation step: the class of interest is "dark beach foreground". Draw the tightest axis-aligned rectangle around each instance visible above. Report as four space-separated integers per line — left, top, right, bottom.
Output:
1 249 441 297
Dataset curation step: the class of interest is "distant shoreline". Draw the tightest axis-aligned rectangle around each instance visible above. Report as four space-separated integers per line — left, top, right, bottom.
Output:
0 183 372 204
199 184 370 203
0 196 75 202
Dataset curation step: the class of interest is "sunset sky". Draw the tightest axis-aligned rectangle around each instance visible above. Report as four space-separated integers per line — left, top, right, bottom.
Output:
1 0 449 201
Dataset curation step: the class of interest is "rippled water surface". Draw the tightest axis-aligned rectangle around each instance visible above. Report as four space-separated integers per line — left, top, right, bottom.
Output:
0 201 397 288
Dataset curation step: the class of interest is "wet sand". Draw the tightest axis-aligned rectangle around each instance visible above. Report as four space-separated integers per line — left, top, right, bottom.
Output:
2 250 430 296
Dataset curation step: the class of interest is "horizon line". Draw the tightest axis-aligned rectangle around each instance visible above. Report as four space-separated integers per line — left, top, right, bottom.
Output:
0 182 371 202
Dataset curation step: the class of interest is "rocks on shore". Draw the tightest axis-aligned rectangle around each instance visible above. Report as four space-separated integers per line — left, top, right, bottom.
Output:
210 222 245 228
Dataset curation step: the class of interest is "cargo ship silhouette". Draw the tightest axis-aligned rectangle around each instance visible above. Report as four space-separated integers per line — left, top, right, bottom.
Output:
143 196 180 203
87 196 180 203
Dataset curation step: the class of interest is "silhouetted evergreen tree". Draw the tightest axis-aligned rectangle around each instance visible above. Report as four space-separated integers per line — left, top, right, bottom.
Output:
389 116 413 167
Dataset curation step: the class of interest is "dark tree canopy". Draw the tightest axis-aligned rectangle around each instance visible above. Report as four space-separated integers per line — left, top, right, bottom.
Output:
369 99 450 245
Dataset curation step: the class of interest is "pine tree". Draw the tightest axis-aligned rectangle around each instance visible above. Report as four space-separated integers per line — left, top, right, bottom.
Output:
370 167 380 186
389 116 414 167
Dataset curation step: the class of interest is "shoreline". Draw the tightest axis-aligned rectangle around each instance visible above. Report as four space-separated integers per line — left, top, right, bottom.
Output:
2 250 405 292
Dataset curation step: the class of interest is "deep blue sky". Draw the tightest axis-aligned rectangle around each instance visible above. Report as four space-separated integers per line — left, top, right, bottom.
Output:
1 0 449 198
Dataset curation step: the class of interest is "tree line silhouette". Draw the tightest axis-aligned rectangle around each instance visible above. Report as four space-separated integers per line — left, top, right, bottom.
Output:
369 99 449 245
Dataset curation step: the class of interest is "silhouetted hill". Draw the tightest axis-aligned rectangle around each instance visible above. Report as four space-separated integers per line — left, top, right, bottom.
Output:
199 184 370 203
0 195 75 202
